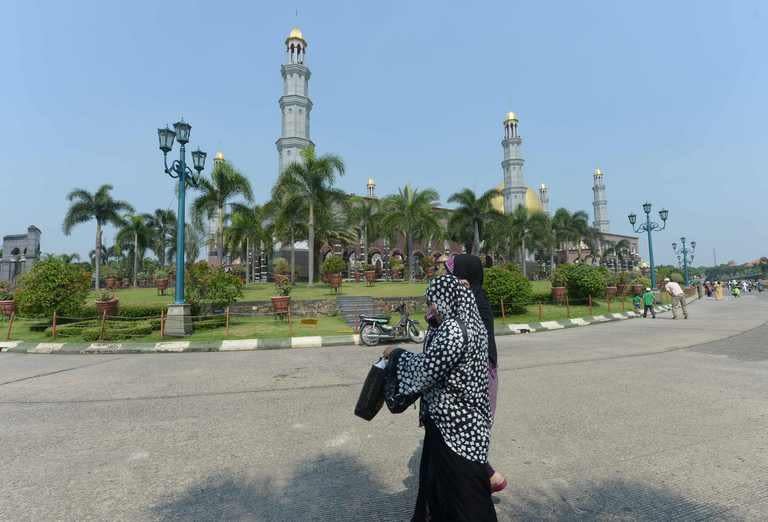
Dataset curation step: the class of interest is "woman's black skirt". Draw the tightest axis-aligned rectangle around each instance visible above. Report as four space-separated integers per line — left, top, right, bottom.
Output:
412 417 497 521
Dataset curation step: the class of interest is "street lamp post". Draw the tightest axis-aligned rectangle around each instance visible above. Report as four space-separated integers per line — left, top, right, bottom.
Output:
10 254 26 289
673 237 696 286
628 203 668 289
157 118 207 336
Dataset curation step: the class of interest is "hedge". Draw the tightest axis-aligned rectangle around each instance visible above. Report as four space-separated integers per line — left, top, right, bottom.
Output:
483 264 533 315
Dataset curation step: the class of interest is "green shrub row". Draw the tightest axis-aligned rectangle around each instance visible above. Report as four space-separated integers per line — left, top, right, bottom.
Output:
46 319 161 341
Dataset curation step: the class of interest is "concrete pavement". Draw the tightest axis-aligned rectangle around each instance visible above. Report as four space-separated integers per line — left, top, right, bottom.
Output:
1 294 767 520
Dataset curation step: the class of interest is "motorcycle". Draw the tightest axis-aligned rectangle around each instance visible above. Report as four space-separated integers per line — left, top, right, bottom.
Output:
359 302 424 346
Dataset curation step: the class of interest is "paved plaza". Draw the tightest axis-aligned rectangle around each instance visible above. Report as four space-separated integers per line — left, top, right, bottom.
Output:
2 294 768 521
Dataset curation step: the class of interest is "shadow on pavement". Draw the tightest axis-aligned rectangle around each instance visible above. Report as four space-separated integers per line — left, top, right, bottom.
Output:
151 450 735 521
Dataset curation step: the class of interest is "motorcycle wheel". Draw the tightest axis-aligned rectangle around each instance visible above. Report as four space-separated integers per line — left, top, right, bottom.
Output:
408 322 424 343
360 324 381 346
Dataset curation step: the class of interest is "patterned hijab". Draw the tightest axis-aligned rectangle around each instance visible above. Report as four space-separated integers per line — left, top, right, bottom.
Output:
426 273 479 327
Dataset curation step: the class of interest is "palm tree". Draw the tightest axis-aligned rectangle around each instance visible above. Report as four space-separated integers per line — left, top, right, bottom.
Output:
115 214 154 287
505 206 550 278
381 185 442 282
168 222 203 267
269 195 308 282
225 203 269 284
147 209 176 267
191 159 253 266
347 196 381 266
58 253 81 264
63 184 134 290
447 188 502 255
603 238 631 271
272 146 346 285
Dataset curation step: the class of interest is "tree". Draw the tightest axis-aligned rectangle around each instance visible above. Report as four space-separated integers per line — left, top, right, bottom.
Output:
191 160 253 266
347 196 381 267
115 214 154 287
381 185 442 282
269 195 308 282
272 146 346 285
602 239 631 271
168 222 203 267
147 209 176 267
63 184 134 290
15 258 91 317
225 203 269 284
550 208 590 264
447 188 502 255
505 206 550 278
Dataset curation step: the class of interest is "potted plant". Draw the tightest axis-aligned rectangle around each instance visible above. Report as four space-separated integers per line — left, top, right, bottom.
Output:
322 255 346 293
605 272 618 298
102 265 118 290
551 267 567 303
632 275 650 296
271 278 292 318
390 258 404 280
420 256 435 280
616 271 629 296
272 257 290 284
95 290 119 316
155 269 169 295
364 263 376 286
351 261 361 283
0 283 15 317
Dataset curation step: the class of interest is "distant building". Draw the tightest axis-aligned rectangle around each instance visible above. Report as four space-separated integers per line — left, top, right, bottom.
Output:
0 225 41 285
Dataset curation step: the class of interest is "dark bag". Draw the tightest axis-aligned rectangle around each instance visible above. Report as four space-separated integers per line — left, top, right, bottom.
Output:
354 358 387 421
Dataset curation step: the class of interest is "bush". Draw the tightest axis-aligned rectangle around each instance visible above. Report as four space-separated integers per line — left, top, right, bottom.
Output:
15 258 91 317
551 264 608 300
272 257 290 275
670 272 684 284
321 255 346 275
186 262 244 309
483 265 532 315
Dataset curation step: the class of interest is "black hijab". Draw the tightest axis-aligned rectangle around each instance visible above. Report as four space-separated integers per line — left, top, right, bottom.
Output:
449 254 497 366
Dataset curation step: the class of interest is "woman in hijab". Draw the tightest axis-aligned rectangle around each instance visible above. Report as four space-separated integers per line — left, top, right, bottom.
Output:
448 254 507 492
383 274 496 521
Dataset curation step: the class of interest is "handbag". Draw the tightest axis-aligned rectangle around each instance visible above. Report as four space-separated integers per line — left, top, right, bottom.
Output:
354 358 387 421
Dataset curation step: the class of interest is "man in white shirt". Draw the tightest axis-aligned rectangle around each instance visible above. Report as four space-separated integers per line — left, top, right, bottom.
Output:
664 277 688 319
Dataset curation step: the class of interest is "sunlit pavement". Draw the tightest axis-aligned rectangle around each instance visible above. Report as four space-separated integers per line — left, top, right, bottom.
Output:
2 294 767 520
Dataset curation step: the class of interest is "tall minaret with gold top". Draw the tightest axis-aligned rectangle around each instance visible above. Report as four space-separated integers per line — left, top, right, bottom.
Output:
592 167 609 232
276 27 314 175
502 112 527 214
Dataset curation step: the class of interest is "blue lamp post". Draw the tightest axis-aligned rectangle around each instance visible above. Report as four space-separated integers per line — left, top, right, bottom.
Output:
673 237 695 286
157 119 207 335
628 203 668 289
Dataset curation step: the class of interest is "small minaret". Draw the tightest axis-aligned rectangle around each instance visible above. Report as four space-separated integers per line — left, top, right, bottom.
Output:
539 183 550 215
502 112 526 214
366 177 376 198
276 27 314 175
592 168 609 232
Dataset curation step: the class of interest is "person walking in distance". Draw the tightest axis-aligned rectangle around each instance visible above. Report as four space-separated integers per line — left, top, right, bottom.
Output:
642 287 656 318
664 277 688 319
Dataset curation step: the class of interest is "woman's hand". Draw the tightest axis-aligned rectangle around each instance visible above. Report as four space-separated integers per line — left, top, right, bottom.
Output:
382 346 396 359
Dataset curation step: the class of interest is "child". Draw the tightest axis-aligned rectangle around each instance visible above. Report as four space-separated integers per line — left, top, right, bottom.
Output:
642 287 656 318
632 293 642 314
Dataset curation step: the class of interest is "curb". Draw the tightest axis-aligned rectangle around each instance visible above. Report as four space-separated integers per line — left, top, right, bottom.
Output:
0 304 678 355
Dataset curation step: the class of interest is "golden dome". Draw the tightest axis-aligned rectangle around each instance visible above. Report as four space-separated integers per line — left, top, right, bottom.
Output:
367 177 375 186
594 167 603 177
505 111 518 122
489 184 543 214
214 151 224 161
288 27 305 40
539 183 548 191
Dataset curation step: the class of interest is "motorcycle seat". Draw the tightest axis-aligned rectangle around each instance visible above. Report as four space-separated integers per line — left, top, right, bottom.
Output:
360 314 390 322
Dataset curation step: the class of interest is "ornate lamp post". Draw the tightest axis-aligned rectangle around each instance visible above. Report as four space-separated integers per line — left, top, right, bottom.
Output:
157 119 207 335
673 237 695 286
628 203 668 289
11 254 26 289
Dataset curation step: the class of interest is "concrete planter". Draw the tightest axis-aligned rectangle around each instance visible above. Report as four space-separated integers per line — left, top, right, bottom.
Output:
632 284 644 295
328 273 342 293
552 286 566 304
155 278 169 295
105 277 117 290
95 298 119 317
365 271 376 286
271 296 290 317
616 283 627 296
0 299 15 317
606 286 618 298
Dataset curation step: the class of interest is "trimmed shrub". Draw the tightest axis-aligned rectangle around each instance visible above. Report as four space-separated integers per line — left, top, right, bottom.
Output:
670 272 684 284
272 258 290 275
321 255 346 275
15 258 91 317
551 264 608 300
483 265 533 315
186 262 244 309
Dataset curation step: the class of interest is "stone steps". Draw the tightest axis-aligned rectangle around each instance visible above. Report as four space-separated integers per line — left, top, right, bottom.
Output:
336 296 378 327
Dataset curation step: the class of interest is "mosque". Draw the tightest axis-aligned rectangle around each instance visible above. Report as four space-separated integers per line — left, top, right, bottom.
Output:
213 27 639 277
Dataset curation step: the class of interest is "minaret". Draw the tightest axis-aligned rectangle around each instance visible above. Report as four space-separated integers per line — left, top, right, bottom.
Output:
502 112 526 214
539 183 550 215
366 177 376 198
276 27 314 175
592 168 609 232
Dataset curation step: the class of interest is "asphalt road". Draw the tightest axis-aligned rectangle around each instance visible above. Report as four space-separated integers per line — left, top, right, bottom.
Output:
1 293 767 521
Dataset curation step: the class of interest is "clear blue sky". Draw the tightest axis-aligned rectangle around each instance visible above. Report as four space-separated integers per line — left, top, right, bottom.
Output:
3 0 766 266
